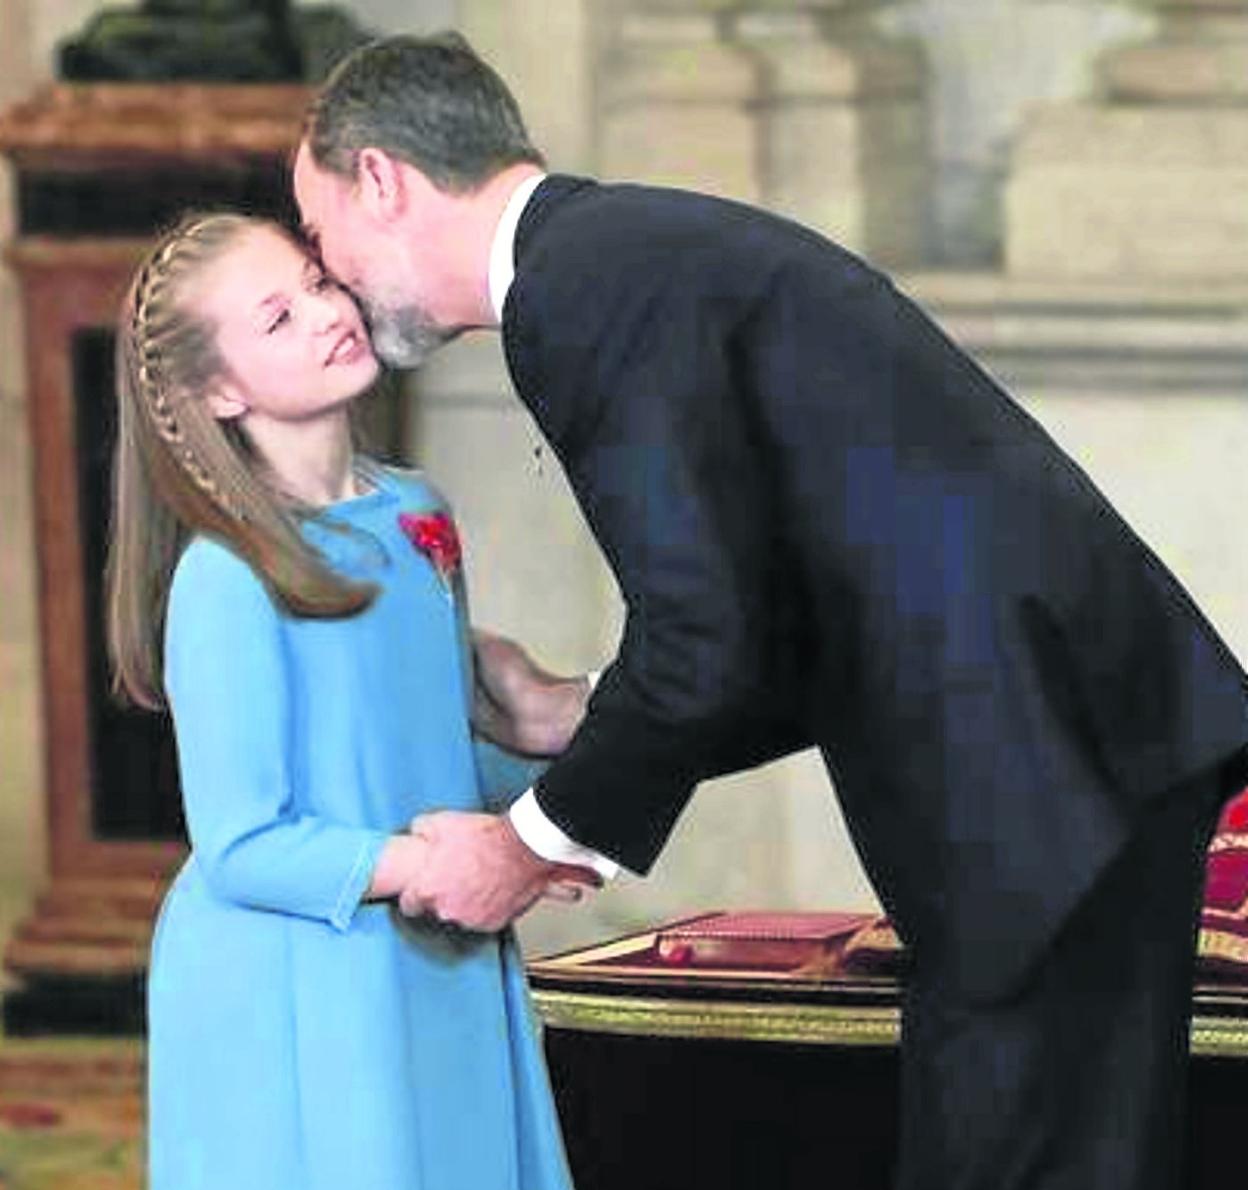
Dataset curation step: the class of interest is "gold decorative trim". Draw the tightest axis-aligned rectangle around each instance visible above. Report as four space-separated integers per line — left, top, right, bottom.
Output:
533 989 901 1048
1190 1013 1248 1059
533 990 1248 1059
1199 927 1248 962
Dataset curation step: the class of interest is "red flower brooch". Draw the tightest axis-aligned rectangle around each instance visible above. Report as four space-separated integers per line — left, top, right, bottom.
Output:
398 510 462 586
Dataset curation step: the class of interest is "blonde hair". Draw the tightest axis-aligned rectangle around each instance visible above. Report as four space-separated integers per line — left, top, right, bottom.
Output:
107 211 375 710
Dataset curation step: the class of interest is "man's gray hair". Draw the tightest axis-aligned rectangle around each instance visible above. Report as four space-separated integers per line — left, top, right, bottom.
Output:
304 32 545 193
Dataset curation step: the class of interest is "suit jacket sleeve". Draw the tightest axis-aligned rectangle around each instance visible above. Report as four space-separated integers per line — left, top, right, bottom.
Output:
507 249 810 873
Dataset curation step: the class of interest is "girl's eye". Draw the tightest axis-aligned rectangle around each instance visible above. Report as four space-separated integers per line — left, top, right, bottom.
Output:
265 309 291 334
309 273 334 293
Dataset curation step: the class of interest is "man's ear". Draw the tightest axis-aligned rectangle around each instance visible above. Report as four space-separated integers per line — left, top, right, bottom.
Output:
205 377 249 421
357 147 411 222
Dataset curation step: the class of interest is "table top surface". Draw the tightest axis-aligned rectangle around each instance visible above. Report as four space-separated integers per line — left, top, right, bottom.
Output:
527 923 1248 1059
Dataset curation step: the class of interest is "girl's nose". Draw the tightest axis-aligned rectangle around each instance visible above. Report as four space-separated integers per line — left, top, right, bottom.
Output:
310 290 342 333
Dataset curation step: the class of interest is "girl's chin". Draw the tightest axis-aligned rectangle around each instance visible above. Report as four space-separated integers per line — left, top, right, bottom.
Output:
344 355 383 395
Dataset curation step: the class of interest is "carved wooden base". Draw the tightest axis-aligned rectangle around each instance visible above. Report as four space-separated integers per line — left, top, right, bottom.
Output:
3 876 165 1036
0 82 305 1038
3 975 146 1037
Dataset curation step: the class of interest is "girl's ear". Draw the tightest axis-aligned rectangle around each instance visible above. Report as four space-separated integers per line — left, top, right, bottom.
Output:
205 377 249 421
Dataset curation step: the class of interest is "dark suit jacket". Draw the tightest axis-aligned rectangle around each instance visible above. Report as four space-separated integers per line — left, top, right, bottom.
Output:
502 175 1248 1000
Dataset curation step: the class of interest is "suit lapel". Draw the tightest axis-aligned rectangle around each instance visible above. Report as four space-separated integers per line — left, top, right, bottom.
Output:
501 174 600 455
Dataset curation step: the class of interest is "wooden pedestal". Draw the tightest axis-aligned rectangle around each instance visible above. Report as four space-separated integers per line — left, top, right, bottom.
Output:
0 85 312 1032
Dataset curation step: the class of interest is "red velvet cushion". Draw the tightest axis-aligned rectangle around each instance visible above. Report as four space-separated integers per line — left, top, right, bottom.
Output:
1198 788 1248 978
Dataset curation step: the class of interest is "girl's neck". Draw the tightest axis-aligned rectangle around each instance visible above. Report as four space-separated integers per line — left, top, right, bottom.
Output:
245 411 360 508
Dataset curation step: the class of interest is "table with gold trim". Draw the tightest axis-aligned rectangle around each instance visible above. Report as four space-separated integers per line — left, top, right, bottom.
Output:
527 924 1248 1190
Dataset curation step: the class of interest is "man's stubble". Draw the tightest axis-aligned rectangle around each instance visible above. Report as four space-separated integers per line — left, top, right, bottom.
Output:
362 295 457 370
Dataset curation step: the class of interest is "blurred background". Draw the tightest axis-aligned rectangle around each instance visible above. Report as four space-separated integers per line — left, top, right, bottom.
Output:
2 0 1246 977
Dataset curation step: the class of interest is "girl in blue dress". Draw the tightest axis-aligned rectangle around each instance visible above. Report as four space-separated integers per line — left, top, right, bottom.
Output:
105 212 587 1189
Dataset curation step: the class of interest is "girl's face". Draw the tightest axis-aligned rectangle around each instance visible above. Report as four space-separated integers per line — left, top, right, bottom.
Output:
195 223 380 427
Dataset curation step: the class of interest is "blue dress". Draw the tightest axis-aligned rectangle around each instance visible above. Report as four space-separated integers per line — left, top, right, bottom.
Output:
147 465 574 1190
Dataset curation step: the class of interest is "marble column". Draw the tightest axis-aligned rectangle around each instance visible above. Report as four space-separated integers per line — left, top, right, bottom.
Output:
1006 0 1248 280
599 8 764 202
599 0 928 265
738 2 927 266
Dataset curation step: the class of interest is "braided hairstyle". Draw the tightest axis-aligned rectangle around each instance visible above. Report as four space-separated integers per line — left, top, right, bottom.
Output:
107 212 375 709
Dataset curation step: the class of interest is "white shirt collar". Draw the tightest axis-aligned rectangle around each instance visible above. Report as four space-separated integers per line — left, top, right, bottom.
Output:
487 172 546 324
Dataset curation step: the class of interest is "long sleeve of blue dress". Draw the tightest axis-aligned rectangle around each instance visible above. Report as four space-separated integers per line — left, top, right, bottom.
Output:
164 537 388 932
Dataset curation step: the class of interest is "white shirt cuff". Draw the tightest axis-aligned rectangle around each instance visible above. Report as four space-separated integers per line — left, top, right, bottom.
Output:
585 668 602 693
510 789 620 881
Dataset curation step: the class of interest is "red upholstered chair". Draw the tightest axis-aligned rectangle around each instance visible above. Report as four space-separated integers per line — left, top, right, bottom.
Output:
1199 787 1248 977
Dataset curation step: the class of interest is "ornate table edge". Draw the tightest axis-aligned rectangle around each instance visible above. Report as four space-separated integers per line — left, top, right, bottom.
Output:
532 989 901 1048
532 988 1248 1058
1190 1013 1248 1059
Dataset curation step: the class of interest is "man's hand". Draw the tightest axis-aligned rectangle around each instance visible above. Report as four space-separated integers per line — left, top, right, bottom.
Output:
397 809 601 932
472 629 591 756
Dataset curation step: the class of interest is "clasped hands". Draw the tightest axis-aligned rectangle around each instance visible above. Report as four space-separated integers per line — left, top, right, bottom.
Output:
385 810 601 933
369 628 600 932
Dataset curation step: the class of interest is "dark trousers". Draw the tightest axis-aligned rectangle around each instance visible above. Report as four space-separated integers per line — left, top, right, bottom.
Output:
894 762 1239 1190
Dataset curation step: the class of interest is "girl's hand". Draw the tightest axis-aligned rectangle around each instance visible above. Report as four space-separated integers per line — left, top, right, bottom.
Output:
541 879 588 904
367 831 434 904
471 629 591 756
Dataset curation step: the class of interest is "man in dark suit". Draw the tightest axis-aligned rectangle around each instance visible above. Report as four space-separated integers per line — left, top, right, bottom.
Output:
294 33 1248 1189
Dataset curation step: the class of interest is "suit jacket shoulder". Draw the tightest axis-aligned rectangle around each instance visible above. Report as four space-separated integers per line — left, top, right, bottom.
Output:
504 175 877 450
